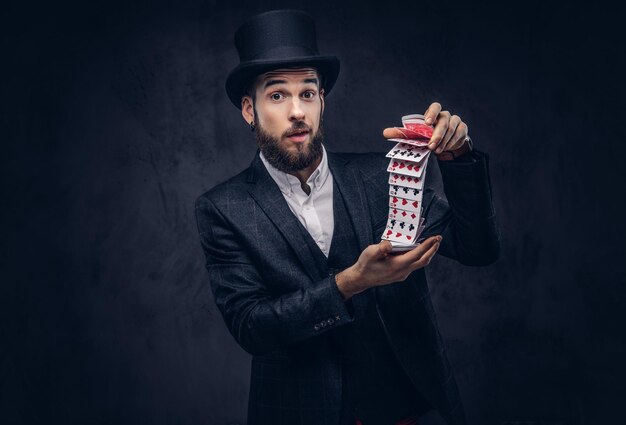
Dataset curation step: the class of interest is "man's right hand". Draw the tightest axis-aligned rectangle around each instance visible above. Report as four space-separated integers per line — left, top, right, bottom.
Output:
335 236 442 300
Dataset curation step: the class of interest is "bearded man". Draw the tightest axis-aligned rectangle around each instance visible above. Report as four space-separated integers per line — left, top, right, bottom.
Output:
195 9 500 425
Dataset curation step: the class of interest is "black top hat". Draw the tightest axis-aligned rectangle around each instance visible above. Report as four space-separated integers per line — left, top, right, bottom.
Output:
225 9 340 108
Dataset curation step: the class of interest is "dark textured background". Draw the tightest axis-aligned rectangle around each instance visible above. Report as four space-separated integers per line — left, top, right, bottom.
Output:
2 1 624 424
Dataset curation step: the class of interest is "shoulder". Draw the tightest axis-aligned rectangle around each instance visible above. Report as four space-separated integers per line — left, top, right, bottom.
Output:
195 166 252 212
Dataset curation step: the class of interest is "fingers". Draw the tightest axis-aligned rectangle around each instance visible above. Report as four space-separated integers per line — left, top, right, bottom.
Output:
436 115 461 154
408 237 441 269
378 240 393 257
428 111 451 151
445 122 469 152
359 237 441 286
428 112 468 154
362 240 393 263
386 103 468 154
396 235 442 264
424 102 441 125
382 127 404 139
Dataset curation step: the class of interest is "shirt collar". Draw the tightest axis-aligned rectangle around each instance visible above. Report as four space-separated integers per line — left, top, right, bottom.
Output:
260 144 330 196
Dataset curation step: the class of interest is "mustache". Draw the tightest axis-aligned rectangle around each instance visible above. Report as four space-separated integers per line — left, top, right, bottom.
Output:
283 122 311 137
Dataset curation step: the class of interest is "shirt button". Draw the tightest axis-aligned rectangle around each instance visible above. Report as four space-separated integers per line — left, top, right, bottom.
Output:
328 318 334 325
314 324 320 331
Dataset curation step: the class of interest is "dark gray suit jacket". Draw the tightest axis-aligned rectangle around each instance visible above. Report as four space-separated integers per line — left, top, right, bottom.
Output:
194 149 500 425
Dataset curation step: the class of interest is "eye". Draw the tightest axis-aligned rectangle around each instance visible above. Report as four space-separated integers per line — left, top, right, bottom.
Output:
302 91 316 99
270 92 283 101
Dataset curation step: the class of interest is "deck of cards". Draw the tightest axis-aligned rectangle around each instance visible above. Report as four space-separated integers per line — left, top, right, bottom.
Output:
381 114 433 253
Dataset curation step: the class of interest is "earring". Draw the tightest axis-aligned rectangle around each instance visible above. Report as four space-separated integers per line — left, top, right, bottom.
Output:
249 121 255 131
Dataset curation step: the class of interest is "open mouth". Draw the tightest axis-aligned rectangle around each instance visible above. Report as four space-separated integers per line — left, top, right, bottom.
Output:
286 129 310 142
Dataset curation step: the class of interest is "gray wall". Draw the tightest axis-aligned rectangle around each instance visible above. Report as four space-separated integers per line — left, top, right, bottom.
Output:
2 0 624 424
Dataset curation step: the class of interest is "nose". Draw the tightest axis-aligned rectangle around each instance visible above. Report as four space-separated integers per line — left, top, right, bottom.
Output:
288 98 305 122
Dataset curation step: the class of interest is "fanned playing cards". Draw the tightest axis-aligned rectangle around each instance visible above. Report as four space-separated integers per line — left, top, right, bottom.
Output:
380 114 433 252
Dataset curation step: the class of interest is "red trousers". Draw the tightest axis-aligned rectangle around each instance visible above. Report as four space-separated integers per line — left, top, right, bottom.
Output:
355 414 419 425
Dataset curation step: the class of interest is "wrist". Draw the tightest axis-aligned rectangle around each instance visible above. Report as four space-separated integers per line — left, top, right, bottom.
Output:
436 136 473 161
335 267 363 300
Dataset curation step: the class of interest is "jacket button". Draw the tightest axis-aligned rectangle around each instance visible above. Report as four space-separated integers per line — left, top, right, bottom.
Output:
327 318 334 325
320 321 327 328
314 324 320 331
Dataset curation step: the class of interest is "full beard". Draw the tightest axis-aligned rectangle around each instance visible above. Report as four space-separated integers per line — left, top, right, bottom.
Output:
255 119 324 174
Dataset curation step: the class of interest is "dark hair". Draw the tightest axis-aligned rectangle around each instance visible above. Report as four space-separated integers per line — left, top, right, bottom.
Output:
243 79 257 102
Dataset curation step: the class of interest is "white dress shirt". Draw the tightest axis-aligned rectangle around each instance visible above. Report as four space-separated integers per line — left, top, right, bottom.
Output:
260 145 334 257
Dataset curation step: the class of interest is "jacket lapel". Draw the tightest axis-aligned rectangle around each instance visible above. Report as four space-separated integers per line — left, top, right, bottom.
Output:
327 152 374 252
246 150 374 280
246 152 320 281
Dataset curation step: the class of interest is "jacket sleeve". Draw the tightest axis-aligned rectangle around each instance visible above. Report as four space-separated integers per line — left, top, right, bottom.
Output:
194 194 355 356
422 149 501 266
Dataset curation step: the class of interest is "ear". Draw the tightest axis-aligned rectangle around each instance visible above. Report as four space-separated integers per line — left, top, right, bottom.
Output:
241 95 254 125
320 88 325 116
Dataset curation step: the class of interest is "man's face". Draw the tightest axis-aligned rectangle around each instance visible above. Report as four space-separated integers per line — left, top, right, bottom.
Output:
241 67 325 173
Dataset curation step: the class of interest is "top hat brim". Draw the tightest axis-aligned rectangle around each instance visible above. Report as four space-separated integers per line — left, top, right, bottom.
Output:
225 55 340 109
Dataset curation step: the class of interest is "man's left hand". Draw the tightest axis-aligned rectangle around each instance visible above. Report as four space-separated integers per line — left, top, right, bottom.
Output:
383 102 469 154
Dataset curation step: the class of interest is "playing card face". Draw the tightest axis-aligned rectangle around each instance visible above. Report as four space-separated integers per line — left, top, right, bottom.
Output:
388 173 423 189
388 218 426 250
387 158 426 178
389 185 422 201
388 207 421 225
386 142 430 163
381 215 419 244
389 195 421 213
383 115 433 249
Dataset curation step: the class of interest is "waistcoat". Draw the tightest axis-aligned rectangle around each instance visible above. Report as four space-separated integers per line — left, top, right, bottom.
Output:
297 179 432 425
